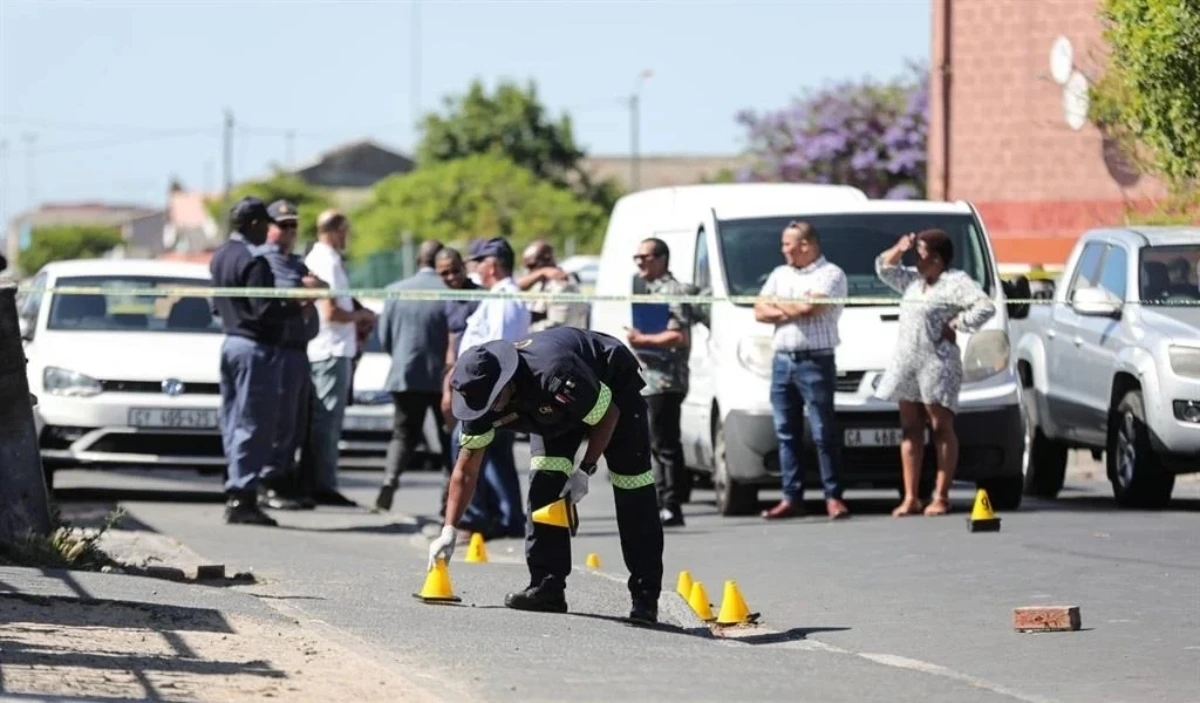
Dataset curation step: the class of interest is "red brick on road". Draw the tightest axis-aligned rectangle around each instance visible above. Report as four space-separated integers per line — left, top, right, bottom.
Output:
1012 605 1082 632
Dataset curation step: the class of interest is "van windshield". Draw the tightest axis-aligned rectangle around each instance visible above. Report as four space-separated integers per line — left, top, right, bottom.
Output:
714 213 991 304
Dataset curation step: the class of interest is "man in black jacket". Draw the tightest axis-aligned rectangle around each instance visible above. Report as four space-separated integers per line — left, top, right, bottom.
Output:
209 196 302 525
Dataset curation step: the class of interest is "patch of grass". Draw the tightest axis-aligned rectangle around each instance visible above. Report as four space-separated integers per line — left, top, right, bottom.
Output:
0 507 126 571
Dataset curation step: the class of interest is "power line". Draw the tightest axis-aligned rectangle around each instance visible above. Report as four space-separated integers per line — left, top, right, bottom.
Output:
33 131 216 156
0 116 212 136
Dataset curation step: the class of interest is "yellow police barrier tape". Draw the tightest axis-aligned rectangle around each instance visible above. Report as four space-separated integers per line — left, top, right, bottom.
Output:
10 282 1200 306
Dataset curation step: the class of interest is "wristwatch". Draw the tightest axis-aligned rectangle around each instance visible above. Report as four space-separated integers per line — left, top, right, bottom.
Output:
578 461 598 477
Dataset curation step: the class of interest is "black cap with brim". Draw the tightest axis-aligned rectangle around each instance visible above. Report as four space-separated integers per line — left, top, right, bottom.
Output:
450 341 519 421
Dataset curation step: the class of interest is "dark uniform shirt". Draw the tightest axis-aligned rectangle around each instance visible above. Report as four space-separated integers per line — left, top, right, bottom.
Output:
460 328 644 446
260 243 320 350
209 233 299 346
445 278 482 354
631 272 694 396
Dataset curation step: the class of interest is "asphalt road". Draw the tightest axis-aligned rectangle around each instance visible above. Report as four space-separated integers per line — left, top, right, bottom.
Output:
52 450 1200 703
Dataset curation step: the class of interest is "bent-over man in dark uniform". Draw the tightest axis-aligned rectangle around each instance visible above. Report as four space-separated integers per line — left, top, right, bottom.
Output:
429 327 664 623
209 196 302 526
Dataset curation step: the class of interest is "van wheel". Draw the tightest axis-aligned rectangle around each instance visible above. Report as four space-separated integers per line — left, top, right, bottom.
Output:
1108 390 1174 509
712 418 757 516
1021 385 1068 498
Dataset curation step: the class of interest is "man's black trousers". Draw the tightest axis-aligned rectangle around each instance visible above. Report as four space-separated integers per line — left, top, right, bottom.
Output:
525 390 664 600
645 392 690 509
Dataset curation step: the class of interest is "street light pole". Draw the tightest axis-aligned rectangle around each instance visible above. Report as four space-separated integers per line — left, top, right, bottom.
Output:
629 70 652 192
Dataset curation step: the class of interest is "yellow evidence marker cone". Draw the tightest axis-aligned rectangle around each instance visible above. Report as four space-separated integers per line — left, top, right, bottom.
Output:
412 558 462 604
465 533 489 563
688 581 715 622
676 570 694 600
967 488 1001 533
531 498 580 536
586 553 601 568
715 580 757 626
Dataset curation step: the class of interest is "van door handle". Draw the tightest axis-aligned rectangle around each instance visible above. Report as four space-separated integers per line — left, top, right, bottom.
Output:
1047 330 1056 339
1073 336 1083 347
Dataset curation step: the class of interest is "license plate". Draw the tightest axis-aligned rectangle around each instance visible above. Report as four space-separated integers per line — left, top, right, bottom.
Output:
128 408 218 429
343 415 392 432
844 427 905 447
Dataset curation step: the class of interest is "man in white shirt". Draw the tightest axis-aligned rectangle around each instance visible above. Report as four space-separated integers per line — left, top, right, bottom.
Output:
445 237 530 538
304 210 375 506
753 221 850 521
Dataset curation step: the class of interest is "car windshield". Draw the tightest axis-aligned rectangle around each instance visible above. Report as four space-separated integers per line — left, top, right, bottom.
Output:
715 212 991 303
1139 245 1200 302
47 275 221 333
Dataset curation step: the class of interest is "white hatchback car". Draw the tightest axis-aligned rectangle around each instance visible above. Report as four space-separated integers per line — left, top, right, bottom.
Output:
18 259 227 486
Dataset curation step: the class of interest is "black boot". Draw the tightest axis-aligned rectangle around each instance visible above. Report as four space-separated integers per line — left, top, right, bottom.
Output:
629 592 659 624
225 493 278 526
374 484 395 512
504 581 568 614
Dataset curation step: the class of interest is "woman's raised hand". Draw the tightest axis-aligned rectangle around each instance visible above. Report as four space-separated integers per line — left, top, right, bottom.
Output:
895 232 916 253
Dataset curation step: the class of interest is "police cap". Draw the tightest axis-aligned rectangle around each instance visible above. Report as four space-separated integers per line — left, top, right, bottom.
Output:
468 236 515 270
450 340 520 421
267 199 299 223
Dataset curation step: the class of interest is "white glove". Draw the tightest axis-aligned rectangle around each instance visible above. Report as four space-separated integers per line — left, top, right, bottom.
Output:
560 468 590 505
427 525 457 570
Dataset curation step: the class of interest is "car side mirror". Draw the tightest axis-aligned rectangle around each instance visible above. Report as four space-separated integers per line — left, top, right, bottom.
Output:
1071 286 1122 318
1002 276 1032 320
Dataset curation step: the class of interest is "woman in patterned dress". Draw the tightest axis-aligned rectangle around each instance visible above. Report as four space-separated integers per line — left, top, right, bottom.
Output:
874 230 996 517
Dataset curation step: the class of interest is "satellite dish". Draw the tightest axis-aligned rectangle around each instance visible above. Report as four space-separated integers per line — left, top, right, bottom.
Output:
1063 71 1090 131
1050 36 1074 85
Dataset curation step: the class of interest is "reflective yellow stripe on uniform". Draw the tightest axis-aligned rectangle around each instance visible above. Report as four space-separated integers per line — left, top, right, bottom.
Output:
459 428 495 449
530 456 573 473
609 471 654 490
582 382 612 425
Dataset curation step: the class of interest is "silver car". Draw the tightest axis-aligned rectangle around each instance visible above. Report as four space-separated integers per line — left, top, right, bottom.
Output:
1015 226 1200 508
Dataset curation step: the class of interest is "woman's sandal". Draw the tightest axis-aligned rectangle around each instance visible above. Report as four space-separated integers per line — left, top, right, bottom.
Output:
891 499 924 517
923 498 951 516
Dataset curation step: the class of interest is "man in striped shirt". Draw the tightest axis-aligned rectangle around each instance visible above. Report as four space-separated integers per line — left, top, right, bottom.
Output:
754 221 850 521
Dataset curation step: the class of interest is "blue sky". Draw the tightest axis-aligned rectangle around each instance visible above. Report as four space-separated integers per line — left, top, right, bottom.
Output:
0 0 929 229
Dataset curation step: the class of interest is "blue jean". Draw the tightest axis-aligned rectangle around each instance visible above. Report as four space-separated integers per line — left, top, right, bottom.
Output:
770 350 844 501
308 355 352 492
450 423 524 535
270 347 310 476
219 336 283 494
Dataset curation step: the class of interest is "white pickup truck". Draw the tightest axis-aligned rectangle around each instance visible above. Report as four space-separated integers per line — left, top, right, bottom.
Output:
1014 226 1200 508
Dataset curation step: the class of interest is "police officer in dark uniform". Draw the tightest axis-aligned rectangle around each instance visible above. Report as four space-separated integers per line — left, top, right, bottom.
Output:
429 326 665 623
209 196 302 526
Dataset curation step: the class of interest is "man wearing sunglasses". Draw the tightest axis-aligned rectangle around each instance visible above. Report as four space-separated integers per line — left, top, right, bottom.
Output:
259 199 325 510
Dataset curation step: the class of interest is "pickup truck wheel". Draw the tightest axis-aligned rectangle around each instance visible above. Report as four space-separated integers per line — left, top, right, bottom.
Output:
1109 390 1174 509
1021 387 1068 498
977 476 1024 511
712 418 758 516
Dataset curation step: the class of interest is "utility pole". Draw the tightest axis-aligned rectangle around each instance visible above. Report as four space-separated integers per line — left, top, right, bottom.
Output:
628 70 652 192
222 109 234 235
411 0 422 134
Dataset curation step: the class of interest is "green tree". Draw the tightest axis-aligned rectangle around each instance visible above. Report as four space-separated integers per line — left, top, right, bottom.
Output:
349 153 609 260
207 170 334 244
1090 0 1200 199
20 225 123 273
417 78 623 212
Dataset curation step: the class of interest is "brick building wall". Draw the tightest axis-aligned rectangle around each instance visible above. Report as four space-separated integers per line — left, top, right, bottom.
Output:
928 0 1168 265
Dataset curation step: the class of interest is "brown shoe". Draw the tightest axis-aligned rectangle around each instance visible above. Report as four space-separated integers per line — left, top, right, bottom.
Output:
826 498 850 520
761 500 804 520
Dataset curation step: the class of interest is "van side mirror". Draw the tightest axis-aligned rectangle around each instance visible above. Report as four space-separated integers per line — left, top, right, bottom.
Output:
1002 276 1032 320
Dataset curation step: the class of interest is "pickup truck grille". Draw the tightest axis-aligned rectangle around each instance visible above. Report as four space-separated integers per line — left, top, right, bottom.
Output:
100 380 220 395
836 371 867 393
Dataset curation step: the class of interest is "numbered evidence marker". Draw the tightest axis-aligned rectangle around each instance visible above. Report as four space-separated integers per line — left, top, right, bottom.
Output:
967 489 1001 533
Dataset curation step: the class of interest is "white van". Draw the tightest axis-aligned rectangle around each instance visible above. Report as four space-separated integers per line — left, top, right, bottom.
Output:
591 185 1029 515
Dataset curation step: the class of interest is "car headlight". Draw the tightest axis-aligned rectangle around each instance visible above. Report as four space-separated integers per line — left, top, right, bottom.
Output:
352 390 392 406
1168 345 1200 379
736 336 774 379
962 330 1010 384
43 366 103 397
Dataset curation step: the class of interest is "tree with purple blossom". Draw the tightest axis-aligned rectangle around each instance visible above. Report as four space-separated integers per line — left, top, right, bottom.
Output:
735 61 928 199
